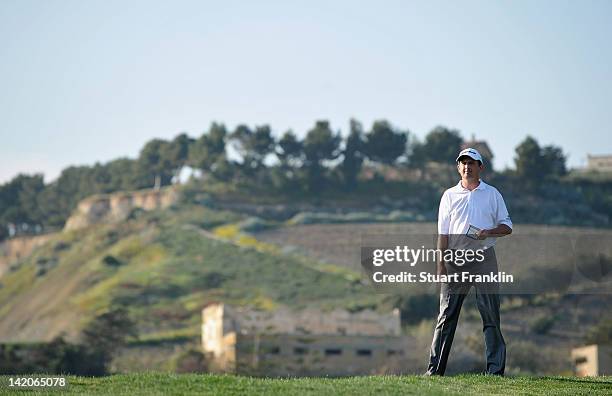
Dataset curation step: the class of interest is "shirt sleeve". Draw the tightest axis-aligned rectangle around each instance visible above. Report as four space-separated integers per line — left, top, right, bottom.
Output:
495 190 513 229
437 191 451 235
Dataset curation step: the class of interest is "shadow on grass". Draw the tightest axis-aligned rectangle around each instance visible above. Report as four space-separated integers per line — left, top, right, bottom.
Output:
537 376 612 385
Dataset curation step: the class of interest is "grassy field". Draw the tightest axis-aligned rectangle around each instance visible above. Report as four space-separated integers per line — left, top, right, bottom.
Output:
1 373 611 395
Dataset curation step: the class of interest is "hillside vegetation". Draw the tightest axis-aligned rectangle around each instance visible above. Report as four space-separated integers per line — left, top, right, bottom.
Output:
0 201 380 343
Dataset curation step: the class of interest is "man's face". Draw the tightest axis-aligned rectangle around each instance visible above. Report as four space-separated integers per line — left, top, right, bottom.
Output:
457 157 483 180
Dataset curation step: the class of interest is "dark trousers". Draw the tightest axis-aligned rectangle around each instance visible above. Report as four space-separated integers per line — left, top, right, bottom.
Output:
426 248 506 376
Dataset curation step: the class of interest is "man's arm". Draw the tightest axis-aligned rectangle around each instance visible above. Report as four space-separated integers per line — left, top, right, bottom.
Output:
477 224 512 239
437 234 449 276
478 189 513 239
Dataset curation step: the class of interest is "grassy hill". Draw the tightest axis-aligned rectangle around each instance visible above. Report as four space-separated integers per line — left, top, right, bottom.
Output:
0 203 380 344
1 374 610 395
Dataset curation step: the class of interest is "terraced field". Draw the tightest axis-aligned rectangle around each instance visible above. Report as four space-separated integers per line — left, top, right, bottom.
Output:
255 221 612 374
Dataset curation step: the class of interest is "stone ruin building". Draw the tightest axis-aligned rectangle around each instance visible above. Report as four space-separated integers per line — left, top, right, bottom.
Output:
572 344 612 377
201 302 416 376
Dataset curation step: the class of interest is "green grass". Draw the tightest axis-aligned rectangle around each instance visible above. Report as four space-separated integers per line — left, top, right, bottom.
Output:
1 374 610 395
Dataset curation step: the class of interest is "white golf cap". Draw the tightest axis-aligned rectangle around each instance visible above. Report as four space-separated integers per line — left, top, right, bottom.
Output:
456 147 483 163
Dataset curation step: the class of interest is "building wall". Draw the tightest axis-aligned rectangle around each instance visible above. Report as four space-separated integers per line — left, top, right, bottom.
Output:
235 333 415 377
587 155 612 172
202 303 238 372
572 345 598 376
572 344 612 376
202 304 401 335
217 304 401 337
597 345 612 376
201 303 417 376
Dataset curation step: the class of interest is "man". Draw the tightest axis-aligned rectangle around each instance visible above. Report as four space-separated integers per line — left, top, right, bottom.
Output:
425 147 512 376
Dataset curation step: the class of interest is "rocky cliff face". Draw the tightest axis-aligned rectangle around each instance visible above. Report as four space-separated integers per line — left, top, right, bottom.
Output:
0 234 55 278
0 187 180 279
63 187 179 231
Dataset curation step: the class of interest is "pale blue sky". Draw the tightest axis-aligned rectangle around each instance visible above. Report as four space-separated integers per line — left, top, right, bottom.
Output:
1 0 611 183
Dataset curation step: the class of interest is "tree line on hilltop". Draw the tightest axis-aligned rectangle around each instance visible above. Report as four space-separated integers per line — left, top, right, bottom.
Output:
0 119 581 240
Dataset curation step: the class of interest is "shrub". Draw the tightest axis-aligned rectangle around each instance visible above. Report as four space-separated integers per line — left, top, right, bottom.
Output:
80 308 138 373
529 314 557 335
102 255 123 267
238 217 272 233
53 241 71 252
200 271 227 288
170 349 207 373
585 317 612 345
127 207 145 220
0 336 106 375
390 293 438 326
506 340 567 375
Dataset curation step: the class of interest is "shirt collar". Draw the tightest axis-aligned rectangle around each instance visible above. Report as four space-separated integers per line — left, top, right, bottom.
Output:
453 179 488 192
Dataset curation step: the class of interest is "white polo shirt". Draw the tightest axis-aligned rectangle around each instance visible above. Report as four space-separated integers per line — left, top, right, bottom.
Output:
438 180 512 249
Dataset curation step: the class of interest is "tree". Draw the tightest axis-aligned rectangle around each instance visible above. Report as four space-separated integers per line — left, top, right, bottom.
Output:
541 145 567 178
276 130 303 167
515 137 568 188
303 121 341 166
514 136 546 186
340 119 365 187
270 130 304 192
416 126 463 163
302 121 341 190
188 123 228 178
35 167 88 229
515 136 542 176
80 308 138 371
137 138 174 188
251 125 275 164
164 133 195 180
0 174 45 235
407 138 428 175
105 157 140 191
363 120 408 165
230 124 275 171
230 124 253 165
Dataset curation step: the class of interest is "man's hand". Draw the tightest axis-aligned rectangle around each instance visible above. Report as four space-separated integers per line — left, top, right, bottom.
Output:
476 225 512 239
476 229 490 240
